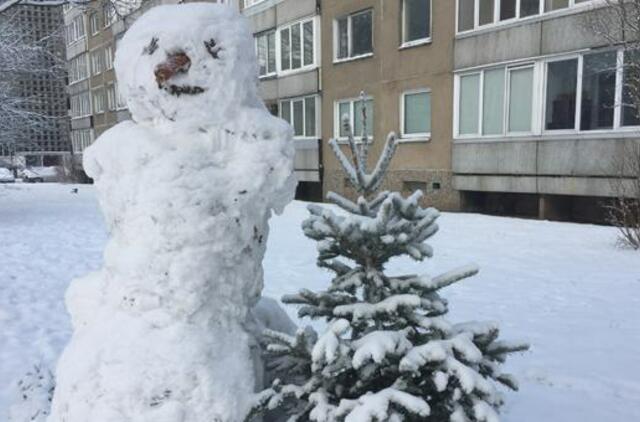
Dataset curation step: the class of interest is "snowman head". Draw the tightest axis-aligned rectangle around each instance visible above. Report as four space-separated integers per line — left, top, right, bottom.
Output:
115 3 259 127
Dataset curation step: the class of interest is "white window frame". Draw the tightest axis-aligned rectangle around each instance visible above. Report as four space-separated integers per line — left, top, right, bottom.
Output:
90 12 100 35
401 0 432 48
333 9 374 63
276 16 317 76
400 89 432 141
334 95 374 141
279 95 320 140
453 48 639 140
505 63 538 135
255 29 277 78
105 45 114 70
93 88 105 114
244 0 266 8
455 0 596 35
542 54 582 135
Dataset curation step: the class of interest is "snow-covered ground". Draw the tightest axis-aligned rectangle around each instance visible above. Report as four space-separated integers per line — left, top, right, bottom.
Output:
1 183 639 420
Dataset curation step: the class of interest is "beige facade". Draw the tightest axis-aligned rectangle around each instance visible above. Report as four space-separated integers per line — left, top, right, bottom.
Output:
320 0 459 210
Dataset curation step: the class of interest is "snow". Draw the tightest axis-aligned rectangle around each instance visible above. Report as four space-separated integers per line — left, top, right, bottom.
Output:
46 4 295 422
2 184 640 421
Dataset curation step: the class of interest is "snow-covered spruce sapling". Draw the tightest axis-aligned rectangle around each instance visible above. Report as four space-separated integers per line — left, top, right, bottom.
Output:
249 93 529 422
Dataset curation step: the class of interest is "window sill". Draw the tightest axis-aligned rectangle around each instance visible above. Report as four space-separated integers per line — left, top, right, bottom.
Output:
399 38 432 50
398 136 431 144
454 129 640 143
333 53 374 65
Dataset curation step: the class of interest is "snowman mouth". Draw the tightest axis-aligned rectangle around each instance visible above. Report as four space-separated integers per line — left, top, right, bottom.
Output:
154 51 205 97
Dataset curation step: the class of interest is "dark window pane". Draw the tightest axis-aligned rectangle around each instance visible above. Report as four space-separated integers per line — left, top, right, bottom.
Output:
623 50 640 126
281 28 290 70
267 32 276 74
479 0 494 26
545 0 568 11
581 51 616 130
500 0 516 20
293 100 304 137
281 101 291 124
351 10 373 56
337 17 348 59
545 59 578 130
458 0 475 31
404 0 431 42
521 0 540 17
305 97 316 137
291 24 301 69
303 21 314 66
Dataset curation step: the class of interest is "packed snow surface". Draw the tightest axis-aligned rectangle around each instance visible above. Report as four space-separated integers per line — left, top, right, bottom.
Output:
1 184 640 421
46 4 295 422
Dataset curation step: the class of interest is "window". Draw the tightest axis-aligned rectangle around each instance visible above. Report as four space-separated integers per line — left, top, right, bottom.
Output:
581 51 616 130
459 74 480 135
456 65 534 136
68 54 88 83
545 58 578 130
93 89 105 113
244 0 266 8
103 4 117 27
115 83 127 109
622 52 640 126
508 66 534 132
336 97 374 138
105 45 114 70
402 90 431 138
90 12 100 35
280 95 317 138
66 15 85 45
455 48 639 139
70 92 91 118
336 9 373 60
482 68 505 135
402 0 431 45
457 0 592 33
91 50 104 75
279 19 314 72
71 129 94 154
106 84 116 111
545 0 569 11
256 30 276 77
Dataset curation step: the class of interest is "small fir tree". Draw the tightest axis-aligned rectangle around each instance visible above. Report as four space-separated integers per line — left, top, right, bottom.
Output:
250 93 528 422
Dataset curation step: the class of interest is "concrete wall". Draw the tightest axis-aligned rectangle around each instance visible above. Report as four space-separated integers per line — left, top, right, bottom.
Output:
321 0 459 210
453 6 640 200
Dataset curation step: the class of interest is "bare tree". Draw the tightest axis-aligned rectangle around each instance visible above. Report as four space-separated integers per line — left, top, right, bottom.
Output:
584 1 640 248
0 10 66 170
606 144 640 248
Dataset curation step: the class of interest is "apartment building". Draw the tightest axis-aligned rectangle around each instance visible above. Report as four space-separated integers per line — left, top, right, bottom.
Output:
452 0 640 221
0 0 70 167
240 0 323 201
320 0 460 210
64 0 236 178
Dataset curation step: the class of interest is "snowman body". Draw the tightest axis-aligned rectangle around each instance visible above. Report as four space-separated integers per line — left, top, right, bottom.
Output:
49 4 295 422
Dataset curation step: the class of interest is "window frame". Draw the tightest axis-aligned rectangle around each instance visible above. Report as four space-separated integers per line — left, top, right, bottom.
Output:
276 17 317 76
279 95 320 140
334 95 374 141
455 0 595 35
255 29 277 78
333 8 374 63
453 48 640 140
400 88 432 141
401 0 432 48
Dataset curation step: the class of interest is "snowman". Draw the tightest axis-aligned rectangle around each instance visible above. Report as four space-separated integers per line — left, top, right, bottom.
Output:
48 4 296 422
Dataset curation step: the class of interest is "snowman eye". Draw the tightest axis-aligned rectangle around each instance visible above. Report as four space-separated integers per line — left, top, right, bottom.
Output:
204 38 222 59
143 37 159 56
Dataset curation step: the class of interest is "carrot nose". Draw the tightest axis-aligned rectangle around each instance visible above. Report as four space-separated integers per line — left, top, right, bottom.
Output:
155 52 191 86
